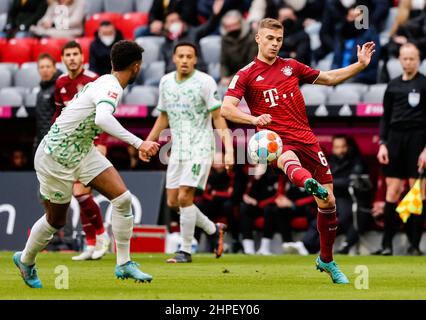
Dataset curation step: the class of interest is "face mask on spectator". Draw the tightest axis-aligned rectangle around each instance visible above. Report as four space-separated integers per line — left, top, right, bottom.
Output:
168 22 184 40
282 18 295 31
227 29 241 38
340 0 356 8
100 35 115 46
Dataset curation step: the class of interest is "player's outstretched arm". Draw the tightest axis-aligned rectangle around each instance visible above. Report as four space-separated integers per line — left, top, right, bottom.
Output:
314 42 376 86
139 111 169 162
221 96 272 126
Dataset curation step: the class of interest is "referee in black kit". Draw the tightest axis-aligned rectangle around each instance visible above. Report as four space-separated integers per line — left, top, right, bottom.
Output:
376 43 426 256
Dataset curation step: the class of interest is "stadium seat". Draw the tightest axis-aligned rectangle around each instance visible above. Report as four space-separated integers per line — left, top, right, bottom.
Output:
362 89 385 104
103 0 134 13
200 35 221 64
0 87 24 106
24 90 38 107
14 66 40 89
300 83 333 95
124 85 158 105
420 59 426 75
32 38 69 62
0 62 18 75
85 12 122 38
85 0 104 16
0 66 12 89
0 0 10 14
300 85 327 105
334 83 369 96
135 37 161 64
382 7 398 34
75 37 92 63
208 62 220 82
141 60 165 86
2 39 33 64
120 12 149 39
135 0 153 12
315 52 333 71
327 90 360 105
386 58 403 79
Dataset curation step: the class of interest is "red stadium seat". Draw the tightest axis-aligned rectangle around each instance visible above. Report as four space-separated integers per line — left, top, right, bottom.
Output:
119 12 149 39
32 38 70 62
2 39 34 64
85 12 122 38
0 38 7 61
75 37 92 63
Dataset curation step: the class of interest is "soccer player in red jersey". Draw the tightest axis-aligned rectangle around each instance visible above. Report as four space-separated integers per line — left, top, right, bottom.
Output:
221 18 375 284
54 41 110 261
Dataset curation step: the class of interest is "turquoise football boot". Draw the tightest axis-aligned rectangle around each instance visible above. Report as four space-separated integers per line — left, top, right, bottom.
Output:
316 256 349 284
115 261 153 283
304 178 329 200
13 252 42 288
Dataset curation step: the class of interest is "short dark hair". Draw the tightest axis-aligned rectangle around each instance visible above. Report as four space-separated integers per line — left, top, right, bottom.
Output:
173 41 198 57
61 40 82 55
100 20 113 27
111 40 144 71
37 53 56 65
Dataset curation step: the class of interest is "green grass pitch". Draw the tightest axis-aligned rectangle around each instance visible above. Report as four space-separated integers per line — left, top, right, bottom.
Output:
1 252 426 300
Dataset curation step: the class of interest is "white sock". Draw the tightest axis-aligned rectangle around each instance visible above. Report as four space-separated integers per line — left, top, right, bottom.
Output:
21 215 57 265
111 191 133 266
258 238 271 252
242 239 255 254
179 205 197 254
194 205 216 235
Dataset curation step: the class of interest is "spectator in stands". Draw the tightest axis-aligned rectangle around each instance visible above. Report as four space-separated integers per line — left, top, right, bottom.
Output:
328 135 370 254
388 0 425 38
9 148 30 170
240 165 282 254
277 5 311 65
89 21 123 75
331 5 381 84
161 0 225 74
34 53 62 152
198 0 252 21
376 43 426 256
262 179 313 256
219 10 257 87
314 0 389 62
3 0 47 38
30 0 85 39
386 0 426 60
134 0 199 38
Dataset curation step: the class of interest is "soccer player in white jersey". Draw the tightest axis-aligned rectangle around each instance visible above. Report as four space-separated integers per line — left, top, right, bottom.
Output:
141 42 234 263
13 40 160 288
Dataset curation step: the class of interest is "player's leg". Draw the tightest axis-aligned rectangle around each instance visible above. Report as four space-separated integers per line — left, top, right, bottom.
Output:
277 150 328 200
406 177 425 255
257 204 274 255
314 184 349 284
380 177 405 255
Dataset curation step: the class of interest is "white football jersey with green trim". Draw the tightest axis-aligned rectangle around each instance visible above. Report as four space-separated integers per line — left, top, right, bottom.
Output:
43 74 122 168
156 70 222 161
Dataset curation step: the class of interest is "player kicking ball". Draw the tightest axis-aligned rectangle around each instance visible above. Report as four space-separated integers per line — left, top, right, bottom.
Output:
140 42 234 263
221 18 375 284
13 40 160 288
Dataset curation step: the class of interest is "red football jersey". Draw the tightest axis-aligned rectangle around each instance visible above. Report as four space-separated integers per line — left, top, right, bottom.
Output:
225 57 320 144
52 68 98 122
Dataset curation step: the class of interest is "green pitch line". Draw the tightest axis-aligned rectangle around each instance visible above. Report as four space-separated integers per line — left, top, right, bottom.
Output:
1 252 426 300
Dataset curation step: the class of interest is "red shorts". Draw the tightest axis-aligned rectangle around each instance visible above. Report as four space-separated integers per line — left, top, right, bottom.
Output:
282 141 333 185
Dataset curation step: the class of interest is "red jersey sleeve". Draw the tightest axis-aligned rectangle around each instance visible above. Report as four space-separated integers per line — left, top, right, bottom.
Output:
224 70 248 101
293 59 320 84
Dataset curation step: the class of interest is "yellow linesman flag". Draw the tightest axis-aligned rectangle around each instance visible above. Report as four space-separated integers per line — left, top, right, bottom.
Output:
396 179 423 223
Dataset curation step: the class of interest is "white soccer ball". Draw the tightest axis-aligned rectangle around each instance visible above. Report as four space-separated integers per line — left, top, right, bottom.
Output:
248 130 283 164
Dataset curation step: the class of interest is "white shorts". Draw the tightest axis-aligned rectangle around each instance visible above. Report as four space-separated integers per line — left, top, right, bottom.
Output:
34 143 113 204
166 160 212 191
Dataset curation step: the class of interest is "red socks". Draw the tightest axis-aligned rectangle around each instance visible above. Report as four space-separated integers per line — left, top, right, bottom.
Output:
282 159 312 188
76 194 105 246
317 207 338 263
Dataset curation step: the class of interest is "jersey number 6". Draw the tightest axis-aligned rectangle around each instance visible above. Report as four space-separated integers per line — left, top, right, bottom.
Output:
318 151 328 167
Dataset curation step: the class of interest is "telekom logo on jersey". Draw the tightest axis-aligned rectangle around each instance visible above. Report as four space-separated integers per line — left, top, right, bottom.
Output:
262 88 294 108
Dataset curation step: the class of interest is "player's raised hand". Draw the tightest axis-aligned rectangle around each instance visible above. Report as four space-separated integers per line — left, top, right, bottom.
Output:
357 42 375 68
252 114 272 127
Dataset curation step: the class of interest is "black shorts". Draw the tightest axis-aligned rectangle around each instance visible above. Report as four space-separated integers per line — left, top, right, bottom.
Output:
383 129 425 179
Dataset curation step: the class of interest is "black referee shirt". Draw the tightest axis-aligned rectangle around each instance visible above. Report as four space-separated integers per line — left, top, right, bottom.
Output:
379 72 426 144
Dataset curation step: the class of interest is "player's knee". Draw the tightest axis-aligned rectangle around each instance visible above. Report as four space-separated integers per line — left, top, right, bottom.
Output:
177 192 193 207
318 193 336 208
46 214 66 229
386 189 401 202
167 198 179 210
111 190 132 216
